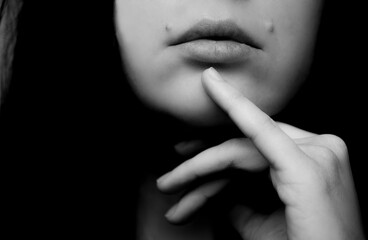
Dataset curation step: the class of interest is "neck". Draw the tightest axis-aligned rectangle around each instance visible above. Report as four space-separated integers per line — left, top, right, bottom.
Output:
141 107 242 145
134 112 243 240
137 174 215 240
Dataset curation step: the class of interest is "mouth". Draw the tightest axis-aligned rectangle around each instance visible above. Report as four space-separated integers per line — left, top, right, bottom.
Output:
169 19 262 64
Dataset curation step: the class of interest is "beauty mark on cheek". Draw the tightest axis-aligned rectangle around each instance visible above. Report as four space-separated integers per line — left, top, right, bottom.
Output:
165 24 173 32
264 19 275 33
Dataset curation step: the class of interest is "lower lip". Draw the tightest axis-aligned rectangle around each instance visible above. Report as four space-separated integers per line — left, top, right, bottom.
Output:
176 40 256 64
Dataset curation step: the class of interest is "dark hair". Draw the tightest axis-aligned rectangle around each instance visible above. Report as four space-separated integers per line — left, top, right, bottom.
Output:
0 0 7 19
0 0 22 105
1 1 367 238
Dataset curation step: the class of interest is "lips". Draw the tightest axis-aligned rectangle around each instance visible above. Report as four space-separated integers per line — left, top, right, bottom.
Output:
169 19 262 64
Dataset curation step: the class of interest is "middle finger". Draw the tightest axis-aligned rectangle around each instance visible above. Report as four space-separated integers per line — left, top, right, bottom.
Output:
157 138 268 193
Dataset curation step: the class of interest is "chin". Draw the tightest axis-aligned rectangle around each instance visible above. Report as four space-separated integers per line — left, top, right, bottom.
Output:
163 102 232 127
166 97 287 128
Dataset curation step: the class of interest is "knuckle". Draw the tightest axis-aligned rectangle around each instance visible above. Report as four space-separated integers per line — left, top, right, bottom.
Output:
321 134 347 149
301 163 339 196
180 160 198 182
319 134 349 161
218 139 245 168
315 146 341 174
300 145 339 177
320 169 343 196
251 114 277 140
224 138 247 151
300 161 324 184
259 114 277 129
224 138 242 147
294 145 346 196
316 146 337 163
313 147 343 194
211 144 234 169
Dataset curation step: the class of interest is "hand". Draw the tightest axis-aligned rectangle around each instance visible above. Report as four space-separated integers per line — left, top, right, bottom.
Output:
157 68 365 240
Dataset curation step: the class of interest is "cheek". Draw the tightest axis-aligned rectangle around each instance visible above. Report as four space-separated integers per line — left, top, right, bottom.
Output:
115 3 164 59
269 0 322 65
114 0 324 126
115 1 168 95
252 0 323 111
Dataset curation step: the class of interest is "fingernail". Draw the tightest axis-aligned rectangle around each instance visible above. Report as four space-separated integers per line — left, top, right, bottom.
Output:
165 203 179 220
206 67 222 81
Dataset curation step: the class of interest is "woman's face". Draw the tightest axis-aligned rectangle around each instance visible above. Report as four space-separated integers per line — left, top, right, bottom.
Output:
115 0 323 126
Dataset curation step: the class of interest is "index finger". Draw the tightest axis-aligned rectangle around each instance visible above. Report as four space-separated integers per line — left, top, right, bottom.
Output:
202 68 307 171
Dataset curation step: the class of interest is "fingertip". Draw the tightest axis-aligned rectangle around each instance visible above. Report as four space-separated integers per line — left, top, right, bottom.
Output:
203 67 215 75
165 203 190 225
201 67 226 100
202 67 222 83
165 203 179 220
156 172 171 191
157 173 182 194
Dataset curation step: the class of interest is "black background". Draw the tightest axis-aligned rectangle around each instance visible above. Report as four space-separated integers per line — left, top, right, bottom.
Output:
1 1 367 238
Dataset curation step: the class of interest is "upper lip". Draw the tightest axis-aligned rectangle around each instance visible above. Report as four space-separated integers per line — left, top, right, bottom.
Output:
169 19 262 50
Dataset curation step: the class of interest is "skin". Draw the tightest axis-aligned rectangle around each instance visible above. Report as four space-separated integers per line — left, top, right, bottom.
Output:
115 1 365 239
158 68 364 240
115 0 322 126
